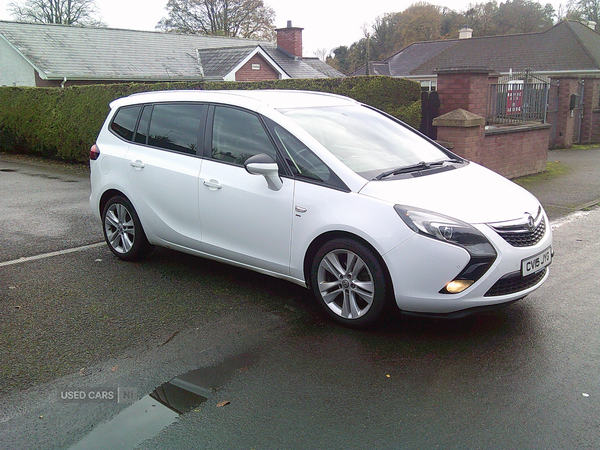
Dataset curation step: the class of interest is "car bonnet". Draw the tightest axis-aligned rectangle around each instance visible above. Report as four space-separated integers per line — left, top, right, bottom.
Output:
357 162 542 225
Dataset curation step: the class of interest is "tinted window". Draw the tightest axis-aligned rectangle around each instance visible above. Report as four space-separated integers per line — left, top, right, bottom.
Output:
272 125 331 183
211 106 277 165
147 103 204 154
110 105 141 141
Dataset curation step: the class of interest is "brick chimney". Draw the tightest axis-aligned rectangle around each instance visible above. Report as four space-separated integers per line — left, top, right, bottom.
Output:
276 20 303 58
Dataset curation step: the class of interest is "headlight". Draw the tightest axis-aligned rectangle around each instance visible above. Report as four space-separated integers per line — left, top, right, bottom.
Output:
394 205 496 258
394 205 497 294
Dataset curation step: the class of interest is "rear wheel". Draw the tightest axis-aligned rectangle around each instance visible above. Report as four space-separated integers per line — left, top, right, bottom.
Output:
310 238 388 327
102 196 152 261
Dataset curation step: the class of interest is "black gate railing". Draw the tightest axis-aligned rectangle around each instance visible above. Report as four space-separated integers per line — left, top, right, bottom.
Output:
420 90 440 139
487 82 549 125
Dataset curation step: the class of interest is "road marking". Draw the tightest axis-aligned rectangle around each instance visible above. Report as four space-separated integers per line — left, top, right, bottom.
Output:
0 242 106 267
550 210 591 230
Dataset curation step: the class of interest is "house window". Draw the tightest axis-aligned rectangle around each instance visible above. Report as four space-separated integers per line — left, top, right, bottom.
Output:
252 63 261 70
420 80 437 92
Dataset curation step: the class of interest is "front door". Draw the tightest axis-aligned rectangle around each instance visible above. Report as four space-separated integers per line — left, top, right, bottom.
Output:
198 105 294 275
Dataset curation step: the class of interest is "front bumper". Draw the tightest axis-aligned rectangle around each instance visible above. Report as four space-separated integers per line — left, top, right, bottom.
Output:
383 214 553 314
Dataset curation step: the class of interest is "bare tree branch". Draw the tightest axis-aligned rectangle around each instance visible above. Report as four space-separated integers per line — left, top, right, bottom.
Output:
8 0 105 26
157 0 275 40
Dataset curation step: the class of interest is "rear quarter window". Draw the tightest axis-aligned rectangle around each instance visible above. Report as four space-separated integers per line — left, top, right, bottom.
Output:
110 105 142 141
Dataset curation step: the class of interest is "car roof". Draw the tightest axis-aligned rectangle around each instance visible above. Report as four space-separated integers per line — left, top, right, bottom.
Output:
110 89 359 111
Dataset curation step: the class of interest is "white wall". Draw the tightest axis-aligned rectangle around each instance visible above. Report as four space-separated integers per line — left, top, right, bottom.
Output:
0 38 36 86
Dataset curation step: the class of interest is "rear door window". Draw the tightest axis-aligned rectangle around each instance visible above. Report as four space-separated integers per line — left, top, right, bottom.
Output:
147 103 206 155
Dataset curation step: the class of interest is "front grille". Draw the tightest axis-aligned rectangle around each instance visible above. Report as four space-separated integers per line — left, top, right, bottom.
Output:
489 206 547 248
484 268 547 297
495 219 546 247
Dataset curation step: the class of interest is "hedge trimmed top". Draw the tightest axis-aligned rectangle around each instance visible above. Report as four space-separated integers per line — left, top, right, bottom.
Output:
0 76 421 163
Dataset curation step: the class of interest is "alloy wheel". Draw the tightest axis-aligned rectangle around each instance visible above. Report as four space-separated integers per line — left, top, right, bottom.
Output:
317 249 375 320
104 203 136 254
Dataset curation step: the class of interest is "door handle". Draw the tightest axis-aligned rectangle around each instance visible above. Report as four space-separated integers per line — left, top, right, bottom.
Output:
130 160 145 169
203 179 222 190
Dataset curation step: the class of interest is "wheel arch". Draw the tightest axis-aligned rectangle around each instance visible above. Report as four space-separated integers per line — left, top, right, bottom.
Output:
99 189 129 218
303 230 395 299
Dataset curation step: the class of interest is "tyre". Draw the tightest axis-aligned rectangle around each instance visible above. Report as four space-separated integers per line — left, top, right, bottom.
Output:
310 238 388 327
102 196 152 261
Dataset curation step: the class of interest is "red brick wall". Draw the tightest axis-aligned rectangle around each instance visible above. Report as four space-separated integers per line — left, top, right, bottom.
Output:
235 54 280 82
437 122 550 178
481 126 550 178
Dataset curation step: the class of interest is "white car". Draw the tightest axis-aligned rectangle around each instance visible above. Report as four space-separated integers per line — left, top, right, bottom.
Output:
90 90 552 327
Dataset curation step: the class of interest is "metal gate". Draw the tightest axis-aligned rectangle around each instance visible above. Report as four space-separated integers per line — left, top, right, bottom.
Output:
546 79 560 149
419 91 440 140
488 69 550 125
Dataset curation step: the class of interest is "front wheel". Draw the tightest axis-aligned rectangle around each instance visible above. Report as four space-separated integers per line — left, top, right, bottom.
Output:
102 196 152 261
310 238 388 328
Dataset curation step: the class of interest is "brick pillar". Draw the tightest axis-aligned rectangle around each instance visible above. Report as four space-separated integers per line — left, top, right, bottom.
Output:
580 76 600 144
432 108 485 162
551 76 580 149
435 67 496 118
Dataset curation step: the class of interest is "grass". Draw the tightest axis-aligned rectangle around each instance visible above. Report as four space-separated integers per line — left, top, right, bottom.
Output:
513 161 568 186
564 144 600 150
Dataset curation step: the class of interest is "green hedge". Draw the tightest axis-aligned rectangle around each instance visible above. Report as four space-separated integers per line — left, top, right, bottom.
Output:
0 76 421 163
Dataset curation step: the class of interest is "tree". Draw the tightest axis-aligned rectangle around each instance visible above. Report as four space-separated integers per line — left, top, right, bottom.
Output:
371 12 401 59
463 2 499 36
573 0 600 23
157 0 275 40
494 0 554 34
440 6 464 39
8 0 105 26
314 48 330 62
555 2 583 21
347 39 369 75
327 46 351 74
397 2 442 47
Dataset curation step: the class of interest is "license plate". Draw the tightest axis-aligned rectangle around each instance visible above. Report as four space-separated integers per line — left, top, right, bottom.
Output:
522 246 552 276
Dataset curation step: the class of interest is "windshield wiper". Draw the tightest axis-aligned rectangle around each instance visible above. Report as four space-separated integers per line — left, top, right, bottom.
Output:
374 159 462 181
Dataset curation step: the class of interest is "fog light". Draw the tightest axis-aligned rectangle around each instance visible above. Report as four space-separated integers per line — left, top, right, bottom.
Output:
445 279 474 294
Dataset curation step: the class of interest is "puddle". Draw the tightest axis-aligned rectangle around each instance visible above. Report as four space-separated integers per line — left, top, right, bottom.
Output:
68 350 259 449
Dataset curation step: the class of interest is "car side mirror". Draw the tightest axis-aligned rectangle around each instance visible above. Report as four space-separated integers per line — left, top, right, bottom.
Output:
244 153 283 191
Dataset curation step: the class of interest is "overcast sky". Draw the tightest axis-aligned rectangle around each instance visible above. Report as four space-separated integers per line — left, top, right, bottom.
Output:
0 0 568 56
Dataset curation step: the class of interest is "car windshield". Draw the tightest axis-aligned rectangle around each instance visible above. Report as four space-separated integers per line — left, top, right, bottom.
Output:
279 105 451 179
